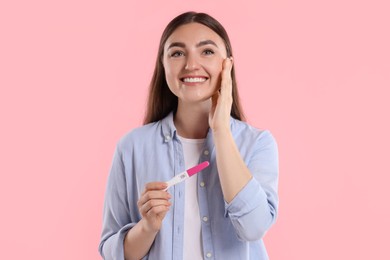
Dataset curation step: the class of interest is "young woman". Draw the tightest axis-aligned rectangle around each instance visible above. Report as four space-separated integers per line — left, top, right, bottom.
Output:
99 11 279 260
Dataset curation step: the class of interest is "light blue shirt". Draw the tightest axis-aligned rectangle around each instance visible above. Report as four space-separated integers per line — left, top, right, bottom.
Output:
99 112 279 260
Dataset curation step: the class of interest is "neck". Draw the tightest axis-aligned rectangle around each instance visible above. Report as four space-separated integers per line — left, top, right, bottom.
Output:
174 100 210 139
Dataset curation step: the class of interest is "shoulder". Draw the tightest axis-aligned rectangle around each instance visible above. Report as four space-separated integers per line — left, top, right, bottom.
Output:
231 119 279 168
231 118 276 143
230 118 278 157
116 121 163 151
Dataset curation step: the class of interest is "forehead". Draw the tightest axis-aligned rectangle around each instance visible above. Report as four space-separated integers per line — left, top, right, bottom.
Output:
165 22 225 47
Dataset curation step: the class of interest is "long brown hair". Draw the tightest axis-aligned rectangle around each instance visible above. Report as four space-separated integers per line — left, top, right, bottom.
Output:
143 11 245 124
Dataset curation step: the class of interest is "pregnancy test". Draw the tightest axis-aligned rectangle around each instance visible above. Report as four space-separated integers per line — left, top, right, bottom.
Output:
165 161 209 190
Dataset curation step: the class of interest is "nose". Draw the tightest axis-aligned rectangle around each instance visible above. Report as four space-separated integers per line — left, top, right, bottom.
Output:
184 54 200 70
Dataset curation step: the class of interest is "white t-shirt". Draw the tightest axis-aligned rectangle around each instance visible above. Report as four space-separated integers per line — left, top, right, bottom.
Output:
178 135 205 260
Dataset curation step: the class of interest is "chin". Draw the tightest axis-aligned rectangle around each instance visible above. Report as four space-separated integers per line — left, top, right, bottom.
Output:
180 95 212 104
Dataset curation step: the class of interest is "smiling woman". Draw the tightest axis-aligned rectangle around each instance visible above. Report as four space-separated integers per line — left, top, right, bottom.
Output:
163 23 227 106
99 11 279 260
144 12 243 125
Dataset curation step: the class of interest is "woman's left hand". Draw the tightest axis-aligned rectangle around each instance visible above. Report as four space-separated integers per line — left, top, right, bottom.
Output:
209 57 234 133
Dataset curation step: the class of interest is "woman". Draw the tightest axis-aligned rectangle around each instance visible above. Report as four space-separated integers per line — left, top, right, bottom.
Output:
99 11 279 260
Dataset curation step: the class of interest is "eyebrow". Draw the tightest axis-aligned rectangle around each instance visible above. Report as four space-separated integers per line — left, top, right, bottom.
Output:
196 40 218 48
167 40 218 50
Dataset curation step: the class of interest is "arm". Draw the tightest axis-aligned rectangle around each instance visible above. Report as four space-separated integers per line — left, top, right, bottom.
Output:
99 145 171 260
209 57 252 203
223 130 279 241
124 183 171 260
122 219 157 260
213 129 252 203
213 127 279 241
209 58 279 241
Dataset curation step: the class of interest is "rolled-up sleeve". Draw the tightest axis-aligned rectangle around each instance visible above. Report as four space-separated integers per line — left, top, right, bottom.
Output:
225 130 279 241
99 144 135 260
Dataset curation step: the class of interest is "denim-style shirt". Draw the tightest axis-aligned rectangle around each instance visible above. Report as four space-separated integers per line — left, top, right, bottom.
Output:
99 112 279 260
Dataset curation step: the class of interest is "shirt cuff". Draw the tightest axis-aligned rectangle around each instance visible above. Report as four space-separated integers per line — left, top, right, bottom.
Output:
100 223 135 260
224 177 266 218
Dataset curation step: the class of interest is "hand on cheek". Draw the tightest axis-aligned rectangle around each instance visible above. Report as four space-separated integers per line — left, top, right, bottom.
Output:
209 57 234 133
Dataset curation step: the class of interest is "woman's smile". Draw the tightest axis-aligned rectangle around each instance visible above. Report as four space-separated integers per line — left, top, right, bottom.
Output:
180 75 208 86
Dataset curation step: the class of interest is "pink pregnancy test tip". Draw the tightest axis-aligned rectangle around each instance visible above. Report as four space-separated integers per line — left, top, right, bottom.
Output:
187 161 209 177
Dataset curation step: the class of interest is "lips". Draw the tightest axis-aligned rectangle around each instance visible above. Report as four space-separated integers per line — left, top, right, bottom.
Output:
180 76 209 83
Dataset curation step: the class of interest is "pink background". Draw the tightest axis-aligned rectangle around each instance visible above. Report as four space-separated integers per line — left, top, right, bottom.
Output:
1 0 389 259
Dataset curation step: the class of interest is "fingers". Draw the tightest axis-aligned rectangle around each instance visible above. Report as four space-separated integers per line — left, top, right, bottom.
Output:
144 182 168 191
138 190 171 207
138 182 172 218
140 199 171 216
223 56 233 71
220 57 233 97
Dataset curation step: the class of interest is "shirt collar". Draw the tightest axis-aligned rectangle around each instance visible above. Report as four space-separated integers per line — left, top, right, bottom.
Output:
161 111 177 142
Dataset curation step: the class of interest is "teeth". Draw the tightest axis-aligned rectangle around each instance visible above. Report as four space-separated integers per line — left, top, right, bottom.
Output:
183 77 206 83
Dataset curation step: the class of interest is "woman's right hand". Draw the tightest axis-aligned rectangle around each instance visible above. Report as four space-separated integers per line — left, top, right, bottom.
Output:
137 182 171 233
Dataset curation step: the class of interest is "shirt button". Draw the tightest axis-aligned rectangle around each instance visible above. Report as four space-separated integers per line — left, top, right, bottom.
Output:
165 135 171 142
200 181 205 187
202 216 208 222
203 150 209 156
206 252 212 258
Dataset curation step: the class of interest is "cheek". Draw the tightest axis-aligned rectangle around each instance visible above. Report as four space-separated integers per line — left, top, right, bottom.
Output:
163 64 177 84
164 61 181 77
203 57 223 73
208 60 224 80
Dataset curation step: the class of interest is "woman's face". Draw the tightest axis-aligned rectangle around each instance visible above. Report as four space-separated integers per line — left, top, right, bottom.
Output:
162 22 228 104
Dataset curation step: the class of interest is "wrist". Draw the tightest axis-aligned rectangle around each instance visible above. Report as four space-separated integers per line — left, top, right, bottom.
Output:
212 126 232 138
140 218 159 235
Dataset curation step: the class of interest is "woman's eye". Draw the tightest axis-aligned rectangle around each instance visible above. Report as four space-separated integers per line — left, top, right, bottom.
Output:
171 51 184 57
203 49 215 55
